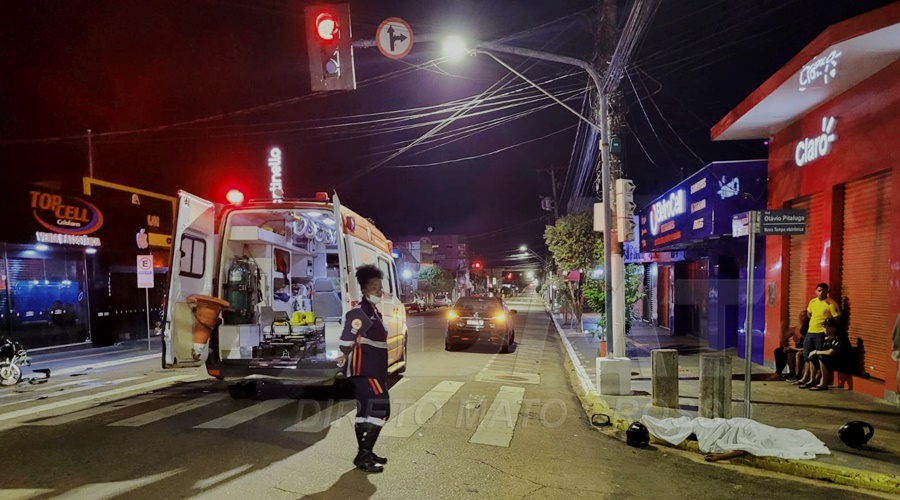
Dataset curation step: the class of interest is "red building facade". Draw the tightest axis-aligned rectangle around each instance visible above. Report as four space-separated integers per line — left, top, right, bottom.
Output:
713 4 900 401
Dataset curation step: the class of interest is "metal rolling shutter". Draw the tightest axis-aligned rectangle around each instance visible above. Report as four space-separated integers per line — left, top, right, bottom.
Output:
841 173 891 380
787 195 824 330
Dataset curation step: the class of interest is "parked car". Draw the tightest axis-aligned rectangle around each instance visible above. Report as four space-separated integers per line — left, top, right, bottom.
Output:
404 296 426 313
433 295 450 307
445 296 516 353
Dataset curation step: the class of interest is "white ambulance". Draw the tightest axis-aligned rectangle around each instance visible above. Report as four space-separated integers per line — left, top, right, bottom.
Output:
161 191 408 398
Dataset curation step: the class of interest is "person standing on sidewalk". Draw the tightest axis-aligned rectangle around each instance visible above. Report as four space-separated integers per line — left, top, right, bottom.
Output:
337 264 390 473
795 283 841 388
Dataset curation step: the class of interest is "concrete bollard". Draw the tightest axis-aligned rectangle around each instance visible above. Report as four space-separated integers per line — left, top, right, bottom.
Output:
596 357 632 395
651 349 679 409
699 354 732 419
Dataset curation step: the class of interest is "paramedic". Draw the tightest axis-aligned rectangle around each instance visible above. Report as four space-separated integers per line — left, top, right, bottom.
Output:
337 264 391 473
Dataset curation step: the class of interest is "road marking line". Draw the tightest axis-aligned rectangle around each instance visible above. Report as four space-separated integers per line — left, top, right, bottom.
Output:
283 400 356 433
52 353 159 376
194 399 294 429
110 393 227 427
0 489 55 499
0 377 145 408
38 348 144 364
381 380 464 438
0 378 99 400
193 465 253 490
0 375 195 422
29 386 191 426
469 385 525 447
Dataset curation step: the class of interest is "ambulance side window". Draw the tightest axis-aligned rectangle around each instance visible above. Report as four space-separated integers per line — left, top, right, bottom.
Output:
179 235 206 279
377 257 392 296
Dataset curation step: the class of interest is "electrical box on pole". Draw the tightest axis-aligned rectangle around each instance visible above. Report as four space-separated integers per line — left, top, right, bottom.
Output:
305 4 356 91
615 178 636 242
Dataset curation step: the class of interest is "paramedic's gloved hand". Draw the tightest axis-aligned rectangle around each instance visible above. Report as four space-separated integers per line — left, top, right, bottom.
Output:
336 354 346 368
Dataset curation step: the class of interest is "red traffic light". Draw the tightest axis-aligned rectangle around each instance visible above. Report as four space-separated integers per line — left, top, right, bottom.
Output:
315 13 337 41
472 261 482 269
507 273 513 279
226 189 245 205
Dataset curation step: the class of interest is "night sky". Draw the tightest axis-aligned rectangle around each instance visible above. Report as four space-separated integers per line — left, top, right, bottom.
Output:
1 0 894 267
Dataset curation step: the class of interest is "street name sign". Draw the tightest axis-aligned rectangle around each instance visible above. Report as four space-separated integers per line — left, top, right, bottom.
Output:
759 209 807 235
376 18 414 59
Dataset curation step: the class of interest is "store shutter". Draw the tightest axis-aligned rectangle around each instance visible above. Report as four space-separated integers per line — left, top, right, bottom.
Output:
787 194 824 331
7 257 47 322
649 263 658 325
841 172 891 380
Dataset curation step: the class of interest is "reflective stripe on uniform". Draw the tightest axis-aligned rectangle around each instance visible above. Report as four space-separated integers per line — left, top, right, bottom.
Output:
359 337 388 349
338 340 356 347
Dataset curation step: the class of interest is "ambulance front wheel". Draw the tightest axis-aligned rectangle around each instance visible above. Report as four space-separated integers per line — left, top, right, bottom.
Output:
228 380 257 400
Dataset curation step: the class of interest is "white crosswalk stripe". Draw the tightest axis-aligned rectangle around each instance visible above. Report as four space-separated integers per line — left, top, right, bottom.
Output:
29 390 179 426
381 380 464 438
194 399 294 429
0 378 99 400
0 375 196 422
0 377 144 408
110 393 228 427
469 385 525 447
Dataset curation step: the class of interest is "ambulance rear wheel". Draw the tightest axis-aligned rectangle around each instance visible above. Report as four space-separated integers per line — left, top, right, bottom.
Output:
228 381 257 400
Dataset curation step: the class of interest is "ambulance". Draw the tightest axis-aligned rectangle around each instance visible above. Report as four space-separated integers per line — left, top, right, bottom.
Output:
161 191 408 399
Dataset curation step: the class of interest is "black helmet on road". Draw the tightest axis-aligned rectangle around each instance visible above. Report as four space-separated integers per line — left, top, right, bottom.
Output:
626 422 650 448
838 421 874 449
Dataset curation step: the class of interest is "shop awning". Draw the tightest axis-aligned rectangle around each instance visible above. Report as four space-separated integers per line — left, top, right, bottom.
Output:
712 3 900 141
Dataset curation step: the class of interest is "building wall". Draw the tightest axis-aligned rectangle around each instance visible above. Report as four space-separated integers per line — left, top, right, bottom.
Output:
764 60 900 398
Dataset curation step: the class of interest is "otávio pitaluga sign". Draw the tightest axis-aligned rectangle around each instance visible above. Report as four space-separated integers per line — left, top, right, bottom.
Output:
759 210 807 235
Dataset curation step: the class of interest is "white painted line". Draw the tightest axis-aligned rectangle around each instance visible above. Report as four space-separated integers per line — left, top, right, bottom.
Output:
52 354 159 376
0 489 55 500
193 465 253 490
110 393 227 427
475 370 541 385
0 378 99 399
194 399 294 429
283 400 356 433
29 387 189 426
381 380 464 438
0 375 196 422
549 310 595 396
0 377 145 408
469 385 525 447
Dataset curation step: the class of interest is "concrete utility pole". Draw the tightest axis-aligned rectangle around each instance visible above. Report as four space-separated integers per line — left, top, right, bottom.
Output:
594 0 628 358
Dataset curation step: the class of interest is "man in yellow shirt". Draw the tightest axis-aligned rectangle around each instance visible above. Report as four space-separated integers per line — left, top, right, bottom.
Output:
795 283 841 388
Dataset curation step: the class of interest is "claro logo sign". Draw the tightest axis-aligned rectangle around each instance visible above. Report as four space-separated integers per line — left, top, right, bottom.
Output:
795 117 837 167
30 191 104 235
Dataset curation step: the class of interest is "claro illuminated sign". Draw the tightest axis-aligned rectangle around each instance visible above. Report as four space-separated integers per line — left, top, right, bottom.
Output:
268 147 284 202
795 117 838 167
649 190 686 236
799 49 841 91
30 190 103 235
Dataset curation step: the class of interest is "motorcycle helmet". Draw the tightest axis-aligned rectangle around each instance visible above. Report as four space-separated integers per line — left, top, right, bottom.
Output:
838 421 874 449
626 422 650 448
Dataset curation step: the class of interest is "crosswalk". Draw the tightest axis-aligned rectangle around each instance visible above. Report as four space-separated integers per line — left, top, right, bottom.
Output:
0 373 548 448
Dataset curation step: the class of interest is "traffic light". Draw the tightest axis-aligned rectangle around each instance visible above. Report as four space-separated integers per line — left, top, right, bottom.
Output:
305 4 356 91
472 261 483 270
615 178 636 242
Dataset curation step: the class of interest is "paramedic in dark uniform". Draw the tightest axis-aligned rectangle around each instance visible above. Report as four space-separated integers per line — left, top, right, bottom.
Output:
337 264 390 473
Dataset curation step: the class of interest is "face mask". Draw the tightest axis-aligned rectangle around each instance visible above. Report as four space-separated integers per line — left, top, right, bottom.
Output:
367 295 382 305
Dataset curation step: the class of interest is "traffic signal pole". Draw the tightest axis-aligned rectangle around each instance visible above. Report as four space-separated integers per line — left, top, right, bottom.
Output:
473 41 617 355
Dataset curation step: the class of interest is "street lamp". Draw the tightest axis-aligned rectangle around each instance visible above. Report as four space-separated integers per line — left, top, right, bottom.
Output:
402 269 413 280
447 38 617 356
442 35 468 61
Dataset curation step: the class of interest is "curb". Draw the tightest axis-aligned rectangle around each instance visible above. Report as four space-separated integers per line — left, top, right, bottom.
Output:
545 306 900 495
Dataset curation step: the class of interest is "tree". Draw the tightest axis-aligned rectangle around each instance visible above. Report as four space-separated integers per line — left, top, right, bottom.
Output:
582 264 645 336
416 266 455 296
544 211 602 329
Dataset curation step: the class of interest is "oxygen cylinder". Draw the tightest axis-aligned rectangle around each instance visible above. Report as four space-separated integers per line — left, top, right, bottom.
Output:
223 258 258 324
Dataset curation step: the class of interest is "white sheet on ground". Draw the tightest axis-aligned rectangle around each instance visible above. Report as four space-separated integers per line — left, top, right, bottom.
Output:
641 415 830 459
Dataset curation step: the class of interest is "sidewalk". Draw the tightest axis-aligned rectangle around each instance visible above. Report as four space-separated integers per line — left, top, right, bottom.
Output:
552 309 900 495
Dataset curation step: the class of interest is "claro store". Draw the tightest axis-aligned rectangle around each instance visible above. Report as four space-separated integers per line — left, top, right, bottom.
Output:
712 3 900 401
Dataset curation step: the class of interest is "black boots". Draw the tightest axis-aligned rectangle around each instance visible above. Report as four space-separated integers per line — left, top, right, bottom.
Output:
354 423 386 473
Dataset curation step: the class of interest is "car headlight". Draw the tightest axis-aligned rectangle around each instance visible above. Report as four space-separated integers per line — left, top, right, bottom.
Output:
448 310 459 320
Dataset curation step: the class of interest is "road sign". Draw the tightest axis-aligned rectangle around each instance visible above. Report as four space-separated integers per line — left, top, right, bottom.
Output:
376 17 414 59
137 255 154 289
732 211 752 237
759 209 807 235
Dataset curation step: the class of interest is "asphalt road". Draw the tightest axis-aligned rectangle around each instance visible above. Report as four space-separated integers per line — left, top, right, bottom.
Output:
0 293 884 499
